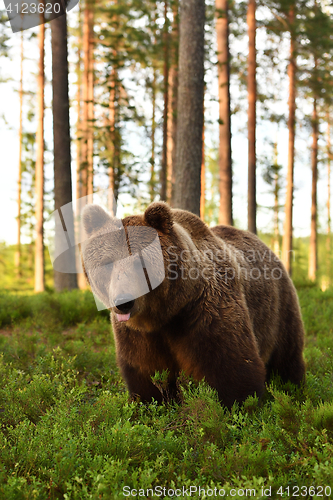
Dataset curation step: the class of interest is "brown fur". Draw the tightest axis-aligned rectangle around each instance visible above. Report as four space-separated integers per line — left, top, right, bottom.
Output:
81 202 305 408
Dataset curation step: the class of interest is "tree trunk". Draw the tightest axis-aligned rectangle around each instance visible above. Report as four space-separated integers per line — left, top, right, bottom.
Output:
282 6 296 275
174 0 205 216
200 126 205 219
76 5 88 290
247 0 256 234
108 61 121 203
51 12 78 291
76 2 83 205
151 69 157 203
87 5 94 201
15 31 23 279
167 0 179 206
327 120 331 239
161 0 169 202
216 0 232 226
34 18 45 292
309 95 318 281
108 61 117 204
326 118 331 286
82 0 94 202
273 141 280 255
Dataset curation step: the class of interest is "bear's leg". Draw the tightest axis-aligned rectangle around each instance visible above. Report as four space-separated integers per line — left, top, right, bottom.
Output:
174 324 267 409
266 306 306 386
206 356 266 409
119 362 164 403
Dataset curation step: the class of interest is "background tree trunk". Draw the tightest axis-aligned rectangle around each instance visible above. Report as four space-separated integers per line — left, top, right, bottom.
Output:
87 5 94 200
309 95 318 281
76 4 88 290
282 5 296 275
76 3 83 205
150 69 156 202
82 0 94 201
216 0 232 226
15 31 24 279
108 62 121 202
273 141 280 255
167 0 179 206
174 0 205 215
34 18 45 292
327 120 331 240
326 118 331 286
247 0 256 234
51 12 78 291
161 0 169 202
200 126 205 219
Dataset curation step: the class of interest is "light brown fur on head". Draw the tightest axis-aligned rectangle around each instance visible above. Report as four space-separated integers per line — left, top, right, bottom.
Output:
81 202 305 408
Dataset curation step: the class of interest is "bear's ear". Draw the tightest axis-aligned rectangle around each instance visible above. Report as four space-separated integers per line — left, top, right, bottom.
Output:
82 204 111 236
144 202 173 234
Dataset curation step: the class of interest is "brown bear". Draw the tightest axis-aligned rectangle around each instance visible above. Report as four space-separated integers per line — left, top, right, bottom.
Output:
81 202 305 408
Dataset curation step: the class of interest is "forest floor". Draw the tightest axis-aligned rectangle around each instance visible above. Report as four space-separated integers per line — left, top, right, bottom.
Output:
0 287 333 499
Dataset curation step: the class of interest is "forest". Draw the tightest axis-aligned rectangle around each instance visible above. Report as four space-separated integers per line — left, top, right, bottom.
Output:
1 0 333 498
0 0 333 289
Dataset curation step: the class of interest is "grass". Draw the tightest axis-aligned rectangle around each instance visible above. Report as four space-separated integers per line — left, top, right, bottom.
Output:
0 287 333 499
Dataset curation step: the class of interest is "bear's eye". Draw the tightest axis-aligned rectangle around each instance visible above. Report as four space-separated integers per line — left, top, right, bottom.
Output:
95 261 113 282
100 258 114 269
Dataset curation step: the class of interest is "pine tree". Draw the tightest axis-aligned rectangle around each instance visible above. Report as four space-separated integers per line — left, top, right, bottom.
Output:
81 0 94 201
34 17 45 292
247 0 257 234
174 0 205 215
282 2 296 275
167 0 179 205
160 0 169 202
51 12 78 290
216 0 232 226
15 31 24 279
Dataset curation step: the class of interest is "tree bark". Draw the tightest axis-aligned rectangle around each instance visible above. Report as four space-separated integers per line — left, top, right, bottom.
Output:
174 0 205 216
81 0 94 202
273 141 280 255
108 60 121 203
87 5 94 200
247 0 256 234
76 2 83 205
34 17 45 292
200 126 205 219
327 120 331 239
309 95 318 281
161 0 169 202
282 6 296 275
15 31 23 279
151 69 157 203
326 118 331 286
76 5 88 290
167 0 179 206
216 0 232 226
51 12 78 291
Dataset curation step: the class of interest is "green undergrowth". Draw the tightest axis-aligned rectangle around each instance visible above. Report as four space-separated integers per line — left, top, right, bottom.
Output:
0 287 333 499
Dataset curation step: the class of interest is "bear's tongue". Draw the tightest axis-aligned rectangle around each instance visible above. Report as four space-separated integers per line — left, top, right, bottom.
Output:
116 312 131 322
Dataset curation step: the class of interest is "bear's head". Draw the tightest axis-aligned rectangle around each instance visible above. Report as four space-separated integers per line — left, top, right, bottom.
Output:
81 202 193 331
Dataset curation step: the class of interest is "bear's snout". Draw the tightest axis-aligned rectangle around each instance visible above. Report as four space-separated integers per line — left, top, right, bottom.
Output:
114 295 135 313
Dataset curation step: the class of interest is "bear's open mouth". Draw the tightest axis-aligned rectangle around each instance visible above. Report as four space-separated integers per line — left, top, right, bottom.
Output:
116 312 131 322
